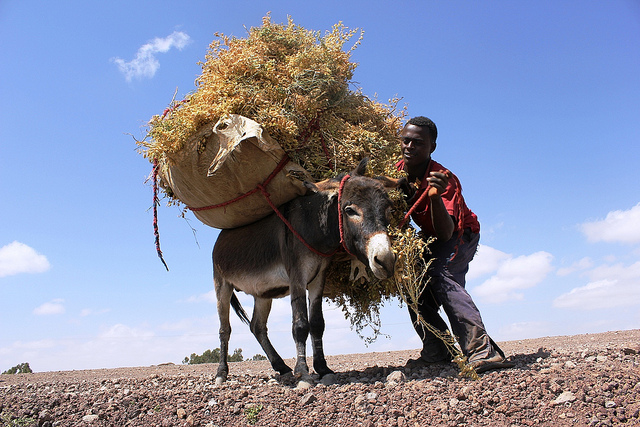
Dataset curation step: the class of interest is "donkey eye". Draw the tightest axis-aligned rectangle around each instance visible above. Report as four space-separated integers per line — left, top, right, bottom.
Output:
344 206 358 216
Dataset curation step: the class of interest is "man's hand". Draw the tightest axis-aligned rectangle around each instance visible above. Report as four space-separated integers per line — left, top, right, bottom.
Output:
395 176 416 200
427 170 451 197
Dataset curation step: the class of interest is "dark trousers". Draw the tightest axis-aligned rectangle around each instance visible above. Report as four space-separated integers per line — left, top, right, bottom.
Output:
409 229 501 362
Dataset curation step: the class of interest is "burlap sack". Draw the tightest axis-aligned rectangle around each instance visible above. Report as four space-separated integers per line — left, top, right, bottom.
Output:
159 114 310 229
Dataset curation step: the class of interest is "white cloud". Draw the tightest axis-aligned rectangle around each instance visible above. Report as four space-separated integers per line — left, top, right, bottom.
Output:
553 261 640 310
581 203 640 244
112 31 191 82
0 241 50 278
467 244 511 280
589 260 640 281
185 289 216 304
33 299 65 316
556 257 593 276
471 251 554 304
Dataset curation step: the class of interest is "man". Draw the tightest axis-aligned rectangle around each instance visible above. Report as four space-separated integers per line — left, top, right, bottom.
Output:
398 116 513 373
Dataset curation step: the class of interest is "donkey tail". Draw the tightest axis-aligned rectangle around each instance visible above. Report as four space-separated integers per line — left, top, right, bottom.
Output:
230 292 251 325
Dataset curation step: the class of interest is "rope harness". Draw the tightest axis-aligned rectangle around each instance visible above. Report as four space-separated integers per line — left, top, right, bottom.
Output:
188 155 291 212
337 174 355 257
297 115 331 163
397 167 466 260
260 174 351 258
152 159 169 271
151 159 353 268
398 186 428 229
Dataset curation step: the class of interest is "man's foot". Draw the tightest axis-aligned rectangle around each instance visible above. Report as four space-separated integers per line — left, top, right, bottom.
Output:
469 354 515 374
404 356 451 370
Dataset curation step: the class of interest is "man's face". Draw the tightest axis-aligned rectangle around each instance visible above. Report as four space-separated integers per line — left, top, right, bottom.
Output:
400 124 435 168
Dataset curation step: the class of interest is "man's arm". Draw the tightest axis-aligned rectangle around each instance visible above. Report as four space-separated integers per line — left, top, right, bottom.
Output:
427 171 455 241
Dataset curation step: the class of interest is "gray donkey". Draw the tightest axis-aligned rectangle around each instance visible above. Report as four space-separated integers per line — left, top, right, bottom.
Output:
212 159 400 386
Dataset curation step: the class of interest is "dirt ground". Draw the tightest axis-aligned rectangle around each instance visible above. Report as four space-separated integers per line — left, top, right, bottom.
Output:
1 329 639 426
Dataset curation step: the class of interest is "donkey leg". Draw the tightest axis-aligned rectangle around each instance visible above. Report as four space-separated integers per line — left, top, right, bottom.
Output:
251 297 292 375
214 278 232 385
308 280 335 380
290 282 311 378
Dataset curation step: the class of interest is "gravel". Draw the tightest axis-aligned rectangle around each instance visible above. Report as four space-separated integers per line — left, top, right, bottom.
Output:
1 329 639 426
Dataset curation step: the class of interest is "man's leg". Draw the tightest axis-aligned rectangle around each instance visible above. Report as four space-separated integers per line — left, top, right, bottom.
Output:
408 288 452 363
429 231 495 362
447 229 479 288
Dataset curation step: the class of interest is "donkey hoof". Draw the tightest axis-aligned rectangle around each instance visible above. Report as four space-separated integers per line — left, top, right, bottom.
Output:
215 376 225 386
320 373 337 386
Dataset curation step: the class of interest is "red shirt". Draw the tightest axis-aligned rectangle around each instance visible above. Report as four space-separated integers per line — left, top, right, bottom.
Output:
397 159 480 236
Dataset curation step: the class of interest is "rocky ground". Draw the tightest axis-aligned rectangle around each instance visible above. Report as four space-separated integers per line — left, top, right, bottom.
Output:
1 330 639 427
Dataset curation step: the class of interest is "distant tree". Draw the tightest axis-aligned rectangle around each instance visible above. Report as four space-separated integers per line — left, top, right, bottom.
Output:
183 348 243 364
228 348 243 362
252 354 267 361
2 362 32 374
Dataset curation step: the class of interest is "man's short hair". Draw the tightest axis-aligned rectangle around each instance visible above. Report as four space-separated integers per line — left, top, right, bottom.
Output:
407 116 437 142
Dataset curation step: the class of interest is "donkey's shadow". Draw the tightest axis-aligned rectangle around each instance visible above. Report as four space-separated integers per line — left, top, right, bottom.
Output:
282 347 554 386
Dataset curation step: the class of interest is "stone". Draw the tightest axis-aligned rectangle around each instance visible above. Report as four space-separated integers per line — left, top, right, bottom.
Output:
386 370 406 384
300 392 316 406
552 391 576 406
296 380 313 390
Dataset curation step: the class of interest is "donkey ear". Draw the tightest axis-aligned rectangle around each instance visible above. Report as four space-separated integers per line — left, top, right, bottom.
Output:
308 178 340 193
303 181 319 194
353 157 370 176
375 176 413 195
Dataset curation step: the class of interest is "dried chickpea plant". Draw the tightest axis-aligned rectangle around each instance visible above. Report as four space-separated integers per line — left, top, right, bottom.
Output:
137 16 469 372
138 14 405 182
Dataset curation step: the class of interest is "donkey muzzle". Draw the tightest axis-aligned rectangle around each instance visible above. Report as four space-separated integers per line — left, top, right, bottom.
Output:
367 232 396 279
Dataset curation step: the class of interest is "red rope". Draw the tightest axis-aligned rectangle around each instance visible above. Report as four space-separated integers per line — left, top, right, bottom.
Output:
337 174 355 257
153 154 349 262
259 183 339 258
152 159 169 271
297 115 331 163
398 168 456 229
188 155 291 212
398 169 466 260
398 184 431 229
187 154 342 257
264 174 351 258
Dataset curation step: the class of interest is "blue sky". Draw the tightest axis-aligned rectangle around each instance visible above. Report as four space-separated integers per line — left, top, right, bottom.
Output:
1 1 639 373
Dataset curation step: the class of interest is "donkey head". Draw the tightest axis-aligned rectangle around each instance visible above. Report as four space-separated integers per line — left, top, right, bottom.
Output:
310 159 398 279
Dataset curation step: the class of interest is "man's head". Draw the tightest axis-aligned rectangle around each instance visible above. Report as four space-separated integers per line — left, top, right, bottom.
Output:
400 116 437 171
407 116 437 142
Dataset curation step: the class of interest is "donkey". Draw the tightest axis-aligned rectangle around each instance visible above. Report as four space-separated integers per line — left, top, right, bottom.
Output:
212 159 400 385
